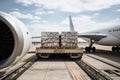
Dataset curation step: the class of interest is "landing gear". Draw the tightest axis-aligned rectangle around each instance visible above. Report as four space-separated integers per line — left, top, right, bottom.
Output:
85 47 96 52
112 46 120 52
85 39 96 52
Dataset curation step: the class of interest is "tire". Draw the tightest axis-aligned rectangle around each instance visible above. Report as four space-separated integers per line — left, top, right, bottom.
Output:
92 47 96 52
112 47 115 52
85 47 90 52
116 47 119 52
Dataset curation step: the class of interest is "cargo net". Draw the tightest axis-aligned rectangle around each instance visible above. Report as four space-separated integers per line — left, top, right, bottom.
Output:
61 32 78 48
41 32 59 48
41 32 78 48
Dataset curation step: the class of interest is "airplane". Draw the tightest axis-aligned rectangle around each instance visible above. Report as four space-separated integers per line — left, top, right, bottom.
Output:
0 11 31 69
1 11 119 70
69 16 120 52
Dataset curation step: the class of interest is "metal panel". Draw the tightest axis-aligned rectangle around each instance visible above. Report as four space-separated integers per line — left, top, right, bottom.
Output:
36 49 82 54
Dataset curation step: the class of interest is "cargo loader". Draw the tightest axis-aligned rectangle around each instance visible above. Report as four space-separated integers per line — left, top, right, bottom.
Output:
36 32 83 59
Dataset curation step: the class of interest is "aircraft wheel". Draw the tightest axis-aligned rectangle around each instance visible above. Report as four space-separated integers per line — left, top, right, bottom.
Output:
112 47 115 52
112 46 120 52
116 47 120 52
92 47 96 52
85 47 90 52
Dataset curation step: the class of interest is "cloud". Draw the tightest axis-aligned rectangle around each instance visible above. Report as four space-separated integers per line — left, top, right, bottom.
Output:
116 9 120 12
35 9 54 15
42 20 48 23
93 13 100 16
26 14 120 36
9 11 41 20
16 0 120 13
61 15 120 33
16 0 33 6
27 23 69 36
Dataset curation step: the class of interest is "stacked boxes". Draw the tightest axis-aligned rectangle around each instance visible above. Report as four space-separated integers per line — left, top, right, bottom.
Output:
61 32 78 48
41 32 78 48
41 32 59 48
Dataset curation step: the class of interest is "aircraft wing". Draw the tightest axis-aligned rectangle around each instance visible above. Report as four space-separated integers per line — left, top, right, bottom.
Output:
78 33 107 41
69 16 107 41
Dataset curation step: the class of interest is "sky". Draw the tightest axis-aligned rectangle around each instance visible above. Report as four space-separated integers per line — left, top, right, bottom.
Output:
0 0 120 36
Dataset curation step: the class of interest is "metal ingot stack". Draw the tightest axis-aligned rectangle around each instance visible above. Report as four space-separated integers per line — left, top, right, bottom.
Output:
41 32 59 48
61 32 78 48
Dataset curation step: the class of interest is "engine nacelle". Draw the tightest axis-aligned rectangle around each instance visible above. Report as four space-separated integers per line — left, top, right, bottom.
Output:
0 12 31 69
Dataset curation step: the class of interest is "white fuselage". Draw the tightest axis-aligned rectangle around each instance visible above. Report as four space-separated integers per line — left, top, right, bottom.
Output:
90 25 120 46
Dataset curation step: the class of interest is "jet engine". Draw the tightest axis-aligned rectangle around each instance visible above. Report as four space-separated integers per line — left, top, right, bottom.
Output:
0 12 31 69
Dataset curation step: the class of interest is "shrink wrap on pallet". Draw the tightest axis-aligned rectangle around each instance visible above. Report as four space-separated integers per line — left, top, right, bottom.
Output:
61 32 78 48
41 32 59 38
61 32 78 38
41 38 59 43
41 32 59 48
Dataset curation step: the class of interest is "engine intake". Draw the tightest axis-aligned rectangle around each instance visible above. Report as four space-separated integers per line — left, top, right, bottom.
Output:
0 20 15 64
0 11 31 69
